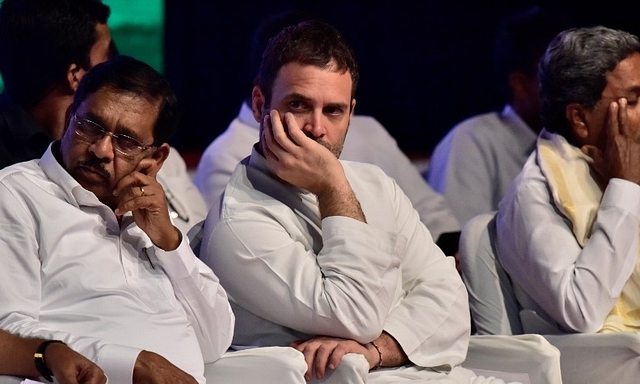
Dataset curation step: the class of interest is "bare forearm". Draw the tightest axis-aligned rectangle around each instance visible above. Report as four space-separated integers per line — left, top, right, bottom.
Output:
317 180 366 223
370 331 409 368
0 331 107 383
0 331 43 377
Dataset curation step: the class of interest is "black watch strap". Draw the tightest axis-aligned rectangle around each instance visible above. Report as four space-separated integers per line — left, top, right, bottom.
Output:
34 340 66 382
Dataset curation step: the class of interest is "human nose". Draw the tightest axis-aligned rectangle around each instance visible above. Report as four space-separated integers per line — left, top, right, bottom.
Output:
302 110 326 138
89 133 116 160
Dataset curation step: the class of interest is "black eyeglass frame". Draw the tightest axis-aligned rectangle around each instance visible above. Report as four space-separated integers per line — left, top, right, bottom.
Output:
71 114 156 157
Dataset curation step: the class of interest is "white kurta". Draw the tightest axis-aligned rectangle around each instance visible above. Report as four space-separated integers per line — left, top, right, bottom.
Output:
201 147 477 382
427 105 536 225
495 139 640 333
0 144 234 384
194 102 460 240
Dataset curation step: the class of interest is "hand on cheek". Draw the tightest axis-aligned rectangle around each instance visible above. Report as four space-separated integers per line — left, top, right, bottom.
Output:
602 98 640 185
113 159 181 251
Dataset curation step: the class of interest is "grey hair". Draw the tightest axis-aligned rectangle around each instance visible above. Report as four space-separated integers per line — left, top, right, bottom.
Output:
539 26 640 139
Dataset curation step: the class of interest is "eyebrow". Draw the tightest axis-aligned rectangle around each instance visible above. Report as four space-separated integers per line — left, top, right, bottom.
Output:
625 85 640 95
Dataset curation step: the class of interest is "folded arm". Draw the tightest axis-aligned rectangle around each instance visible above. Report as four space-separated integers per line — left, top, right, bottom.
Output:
497 173 640 332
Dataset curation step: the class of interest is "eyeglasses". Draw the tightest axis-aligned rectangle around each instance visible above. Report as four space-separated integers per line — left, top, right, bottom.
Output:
72 114 155 157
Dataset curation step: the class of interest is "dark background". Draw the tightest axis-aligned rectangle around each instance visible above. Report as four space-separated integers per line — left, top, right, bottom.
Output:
164 1 640 160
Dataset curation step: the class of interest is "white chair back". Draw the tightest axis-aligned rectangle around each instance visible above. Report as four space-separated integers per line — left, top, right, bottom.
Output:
459 212 522 335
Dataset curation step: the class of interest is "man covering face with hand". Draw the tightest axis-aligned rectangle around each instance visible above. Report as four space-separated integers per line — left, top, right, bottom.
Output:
200 19 558 383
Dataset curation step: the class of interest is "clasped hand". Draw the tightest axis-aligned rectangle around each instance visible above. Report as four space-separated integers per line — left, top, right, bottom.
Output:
290 336 379 381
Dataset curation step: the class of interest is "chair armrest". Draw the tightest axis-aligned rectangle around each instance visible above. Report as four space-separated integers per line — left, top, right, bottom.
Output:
0 376 23 384
463 334 562 384
544 333 640 384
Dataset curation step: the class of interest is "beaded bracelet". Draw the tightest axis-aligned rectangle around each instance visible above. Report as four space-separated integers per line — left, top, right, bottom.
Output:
370 341 383 370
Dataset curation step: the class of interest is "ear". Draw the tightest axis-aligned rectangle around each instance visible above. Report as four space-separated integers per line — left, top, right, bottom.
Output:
350 99 356 118
565 102 589 140
251 86 265 123
145 143 170 178
66 63 85 92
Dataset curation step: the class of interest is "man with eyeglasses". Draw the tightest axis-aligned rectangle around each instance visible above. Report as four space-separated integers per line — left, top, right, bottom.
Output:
70 114 158 158
0 55 234 384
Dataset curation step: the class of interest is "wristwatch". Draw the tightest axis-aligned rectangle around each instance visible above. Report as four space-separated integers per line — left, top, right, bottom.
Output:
34 340 66 382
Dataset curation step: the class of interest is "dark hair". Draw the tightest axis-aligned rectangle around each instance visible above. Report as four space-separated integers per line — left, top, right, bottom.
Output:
257 19 359 108
249 9 315 85
72 55 182 145
493 6 573 104
0 0 111 108
539 26 640 139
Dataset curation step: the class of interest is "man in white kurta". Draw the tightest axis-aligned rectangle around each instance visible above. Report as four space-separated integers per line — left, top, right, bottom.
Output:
194 101 460 242
0 56 234 384
495 26 640 334
202 19 567 384
200 19 480 383
426 7 569 226
0 146 233 383
496 130 640 333
203 145 478 382
427 105 536 224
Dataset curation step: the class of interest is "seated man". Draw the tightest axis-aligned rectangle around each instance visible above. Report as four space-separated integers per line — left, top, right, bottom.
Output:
0 0 206 234
193 10 460 249
0 56 234 383
201 19 542 383
426 6 570 225
496 26 640 333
